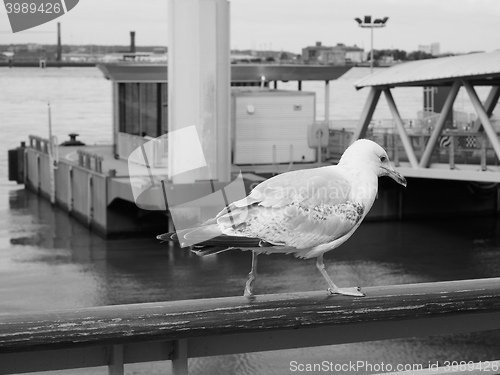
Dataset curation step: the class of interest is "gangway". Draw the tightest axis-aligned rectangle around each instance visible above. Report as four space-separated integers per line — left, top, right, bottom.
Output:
352 51 500 182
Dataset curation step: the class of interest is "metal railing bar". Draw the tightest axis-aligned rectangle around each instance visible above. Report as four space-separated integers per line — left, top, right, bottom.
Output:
186 311 500 358
0 341 174 375
1 278 500 353
1 279 500 374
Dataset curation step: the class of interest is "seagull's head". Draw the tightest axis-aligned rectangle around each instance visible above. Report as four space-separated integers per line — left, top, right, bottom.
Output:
340 139 407 187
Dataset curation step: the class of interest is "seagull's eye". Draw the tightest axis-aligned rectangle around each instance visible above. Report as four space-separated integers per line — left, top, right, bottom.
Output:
380 155 387 162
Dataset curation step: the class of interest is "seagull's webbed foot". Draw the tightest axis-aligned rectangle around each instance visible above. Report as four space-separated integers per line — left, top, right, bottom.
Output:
244 280 255 297
243 251 259 298
316 254 365 298
327 286 365 297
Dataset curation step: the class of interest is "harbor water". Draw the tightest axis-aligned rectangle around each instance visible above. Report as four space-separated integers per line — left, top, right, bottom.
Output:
1 67 500 374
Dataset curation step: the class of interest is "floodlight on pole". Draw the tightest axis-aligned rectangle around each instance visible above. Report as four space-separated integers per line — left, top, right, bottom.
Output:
355 15 389 73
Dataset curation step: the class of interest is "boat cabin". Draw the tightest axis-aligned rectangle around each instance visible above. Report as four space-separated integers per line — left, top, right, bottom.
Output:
97 63 351 164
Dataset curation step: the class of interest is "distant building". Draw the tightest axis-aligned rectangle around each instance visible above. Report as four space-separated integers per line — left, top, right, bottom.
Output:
318 45 346 65
302 42 334 64
7 47 53 62
231 53 262 64
230 49 298 64
8 43 44 53
100 52 167 63
302 42 363 65
26 43 42 51
418 42 440 56
341 44 364 63
379 55 394 65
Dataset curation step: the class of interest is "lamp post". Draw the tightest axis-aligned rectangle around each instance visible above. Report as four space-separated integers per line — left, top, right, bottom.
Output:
355 15 389 73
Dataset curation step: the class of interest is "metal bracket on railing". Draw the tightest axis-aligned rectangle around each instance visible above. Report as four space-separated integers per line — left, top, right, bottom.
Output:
77 150 104 174
28 135 50 154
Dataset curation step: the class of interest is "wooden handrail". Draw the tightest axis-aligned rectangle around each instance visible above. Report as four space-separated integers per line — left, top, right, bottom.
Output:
1 278 500 374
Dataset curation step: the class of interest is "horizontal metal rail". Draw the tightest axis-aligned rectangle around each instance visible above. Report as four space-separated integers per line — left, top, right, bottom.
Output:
77 149 104 173
1 278 500 374
371 131 499 167
28 135 50 154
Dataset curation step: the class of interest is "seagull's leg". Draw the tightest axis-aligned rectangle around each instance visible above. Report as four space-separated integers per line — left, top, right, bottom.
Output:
244 251 259 297
316 254 365 297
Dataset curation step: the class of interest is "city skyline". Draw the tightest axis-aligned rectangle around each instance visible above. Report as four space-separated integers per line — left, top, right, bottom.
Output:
1 0 499 54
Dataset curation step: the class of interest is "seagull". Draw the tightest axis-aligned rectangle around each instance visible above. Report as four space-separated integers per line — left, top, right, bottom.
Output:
157 139 407 297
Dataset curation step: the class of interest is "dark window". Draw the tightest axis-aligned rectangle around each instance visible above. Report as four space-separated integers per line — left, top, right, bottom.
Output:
118 82 140 135
118 82 168 137
160 83 168 135
140 83 158 137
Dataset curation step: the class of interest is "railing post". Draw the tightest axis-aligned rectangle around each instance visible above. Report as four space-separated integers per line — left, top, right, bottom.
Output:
394 143 400 167
78 151 83 167
449 135 455 169
108 344 124 375
392 133 399 167
481 134 487 171
36 153 41 193
68 167 73 213
88 174 93 226
172 339 188 375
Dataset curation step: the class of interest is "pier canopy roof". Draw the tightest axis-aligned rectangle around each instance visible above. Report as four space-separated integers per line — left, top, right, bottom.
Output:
97 64 352 83
351 50 500 183
355 51 500 89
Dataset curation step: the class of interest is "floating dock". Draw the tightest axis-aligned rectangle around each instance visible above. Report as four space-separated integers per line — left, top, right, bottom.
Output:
12 134 341 237
17 137 168 237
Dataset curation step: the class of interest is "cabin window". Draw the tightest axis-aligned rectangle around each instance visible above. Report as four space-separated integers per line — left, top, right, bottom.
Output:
140 83 158 137
118 83 168 137
161 83 168 135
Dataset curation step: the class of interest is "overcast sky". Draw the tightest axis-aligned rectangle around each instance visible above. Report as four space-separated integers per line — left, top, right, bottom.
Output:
1 0 499 54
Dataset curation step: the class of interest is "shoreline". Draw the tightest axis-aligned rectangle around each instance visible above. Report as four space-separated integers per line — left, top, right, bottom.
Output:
0 61 97 68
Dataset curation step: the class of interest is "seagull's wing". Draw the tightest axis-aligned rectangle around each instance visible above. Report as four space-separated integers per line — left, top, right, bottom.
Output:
215 166 365 250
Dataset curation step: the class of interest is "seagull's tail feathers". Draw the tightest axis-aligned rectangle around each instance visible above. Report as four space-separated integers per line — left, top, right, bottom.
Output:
156 225 223 247
189 234 270 256
157 225 303 256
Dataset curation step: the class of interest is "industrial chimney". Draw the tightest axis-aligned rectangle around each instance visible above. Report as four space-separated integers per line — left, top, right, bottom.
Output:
130 31 136 53
56 22 62 62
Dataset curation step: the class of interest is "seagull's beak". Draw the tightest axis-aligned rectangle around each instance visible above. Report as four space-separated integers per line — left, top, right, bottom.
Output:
382 166 407 187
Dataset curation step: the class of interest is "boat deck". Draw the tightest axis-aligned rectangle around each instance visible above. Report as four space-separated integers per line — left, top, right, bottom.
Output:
58 143 331 181
58 145 139 177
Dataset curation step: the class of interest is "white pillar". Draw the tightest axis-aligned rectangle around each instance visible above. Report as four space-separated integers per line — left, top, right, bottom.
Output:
168 0 231 183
